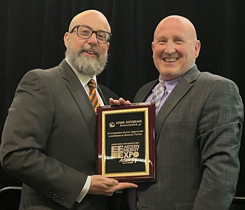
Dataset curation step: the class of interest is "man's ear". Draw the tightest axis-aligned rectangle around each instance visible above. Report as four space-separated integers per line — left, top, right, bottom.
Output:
106 42 110 50
64 32 70 48
195 40 201 58
151 42 155 51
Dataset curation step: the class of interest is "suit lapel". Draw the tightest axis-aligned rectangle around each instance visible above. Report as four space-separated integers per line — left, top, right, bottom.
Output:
97 85 108 105
155 66 201 144
135 79 159 102
58 60 97 141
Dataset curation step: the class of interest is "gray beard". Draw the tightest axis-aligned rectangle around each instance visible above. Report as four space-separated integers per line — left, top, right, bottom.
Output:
65 47 108 76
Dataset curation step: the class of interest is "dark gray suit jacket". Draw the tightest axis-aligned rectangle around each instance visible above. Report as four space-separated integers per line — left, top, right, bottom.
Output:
132 65 244 210
0 60 118 210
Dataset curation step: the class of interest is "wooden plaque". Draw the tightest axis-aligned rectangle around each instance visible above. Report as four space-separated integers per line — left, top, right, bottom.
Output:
96 102 156 182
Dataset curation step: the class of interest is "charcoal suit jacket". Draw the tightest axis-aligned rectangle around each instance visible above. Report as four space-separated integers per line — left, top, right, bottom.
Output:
132 65 244 210
0 59 118 210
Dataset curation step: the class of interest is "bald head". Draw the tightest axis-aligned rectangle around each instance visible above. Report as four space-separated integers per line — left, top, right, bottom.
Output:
154 15 197 42
68 10 111 33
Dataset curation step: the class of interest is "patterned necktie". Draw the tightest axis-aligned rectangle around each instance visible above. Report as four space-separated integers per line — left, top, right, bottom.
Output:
151 81 165 115
88 79 100 113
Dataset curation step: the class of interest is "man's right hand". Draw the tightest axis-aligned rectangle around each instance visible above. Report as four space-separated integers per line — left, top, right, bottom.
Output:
109 97 131 106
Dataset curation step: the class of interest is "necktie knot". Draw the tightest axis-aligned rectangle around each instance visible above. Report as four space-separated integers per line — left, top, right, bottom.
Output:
88 79 96 91
88 79 100 113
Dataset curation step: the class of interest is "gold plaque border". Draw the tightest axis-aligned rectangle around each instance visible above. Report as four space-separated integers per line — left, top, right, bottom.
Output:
101 108 149 177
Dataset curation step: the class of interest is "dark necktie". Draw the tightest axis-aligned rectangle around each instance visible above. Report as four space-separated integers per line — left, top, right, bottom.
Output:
151 81 165 115
88 79 100 113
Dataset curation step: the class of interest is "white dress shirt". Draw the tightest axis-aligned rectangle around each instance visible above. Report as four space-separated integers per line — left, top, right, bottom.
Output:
65 58 104 203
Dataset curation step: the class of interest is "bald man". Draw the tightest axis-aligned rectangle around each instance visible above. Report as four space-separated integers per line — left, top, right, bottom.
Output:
122 15 244 210
0 10 137 210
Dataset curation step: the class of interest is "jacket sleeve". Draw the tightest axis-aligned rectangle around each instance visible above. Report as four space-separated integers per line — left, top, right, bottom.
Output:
193 78 244 210
0 70 87 209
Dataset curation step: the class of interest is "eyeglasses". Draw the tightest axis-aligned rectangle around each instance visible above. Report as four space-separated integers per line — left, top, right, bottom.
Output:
69 25 112 44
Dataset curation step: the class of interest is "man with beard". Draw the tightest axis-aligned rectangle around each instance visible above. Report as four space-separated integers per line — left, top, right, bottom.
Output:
0 10 137 210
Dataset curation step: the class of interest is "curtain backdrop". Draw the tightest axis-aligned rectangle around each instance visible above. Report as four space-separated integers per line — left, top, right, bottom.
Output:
1 0 245 198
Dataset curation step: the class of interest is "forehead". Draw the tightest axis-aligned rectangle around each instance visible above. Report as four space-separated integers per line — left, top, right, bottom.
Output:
154 17 195 40
70 12 111 32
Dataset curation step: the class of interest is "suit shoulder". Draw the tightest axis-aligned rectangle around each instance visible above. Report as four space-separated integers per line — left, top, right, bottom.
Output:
17 66 61 91
26 66 59 78
197 71 239 91
199 71 234 83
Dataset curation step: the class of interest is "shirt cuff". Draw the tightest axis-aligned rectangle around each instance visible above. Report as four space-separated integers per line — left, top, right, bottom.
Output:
76 176 91 203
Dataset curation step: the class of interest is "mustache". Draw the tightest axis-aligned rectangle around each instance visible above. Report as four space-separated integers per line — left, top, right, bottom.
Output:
79 46 100 57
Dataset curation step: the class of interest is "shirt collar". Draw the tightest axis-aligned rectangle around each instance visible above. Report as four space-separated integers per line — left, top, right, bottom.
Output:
159 76 181 94
65 57 97 88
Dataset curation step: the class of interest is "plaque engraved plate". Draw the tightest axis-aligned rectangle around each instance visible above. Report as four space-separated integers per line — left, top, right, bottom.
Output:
97 103 156 182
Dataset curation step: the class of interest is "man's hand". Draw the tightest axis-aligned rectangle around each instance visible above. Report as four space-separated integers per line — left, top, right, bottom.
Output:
109 97 131 106
88 175 138 196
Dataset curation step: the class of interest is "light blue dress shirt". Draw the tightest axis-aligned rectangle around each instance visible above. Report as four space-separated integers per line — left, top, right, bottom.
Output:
146 76 181 112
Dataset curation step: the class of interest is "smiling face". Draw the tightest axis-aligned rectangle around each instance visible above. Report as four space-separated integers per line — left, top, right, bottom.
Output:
152 16 201 81
64 10 111 76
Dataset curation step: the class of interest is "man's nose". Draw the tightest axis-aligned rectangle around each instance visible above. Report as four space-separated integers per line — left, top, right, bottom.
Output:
87 32 98 44
164 41 175 54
